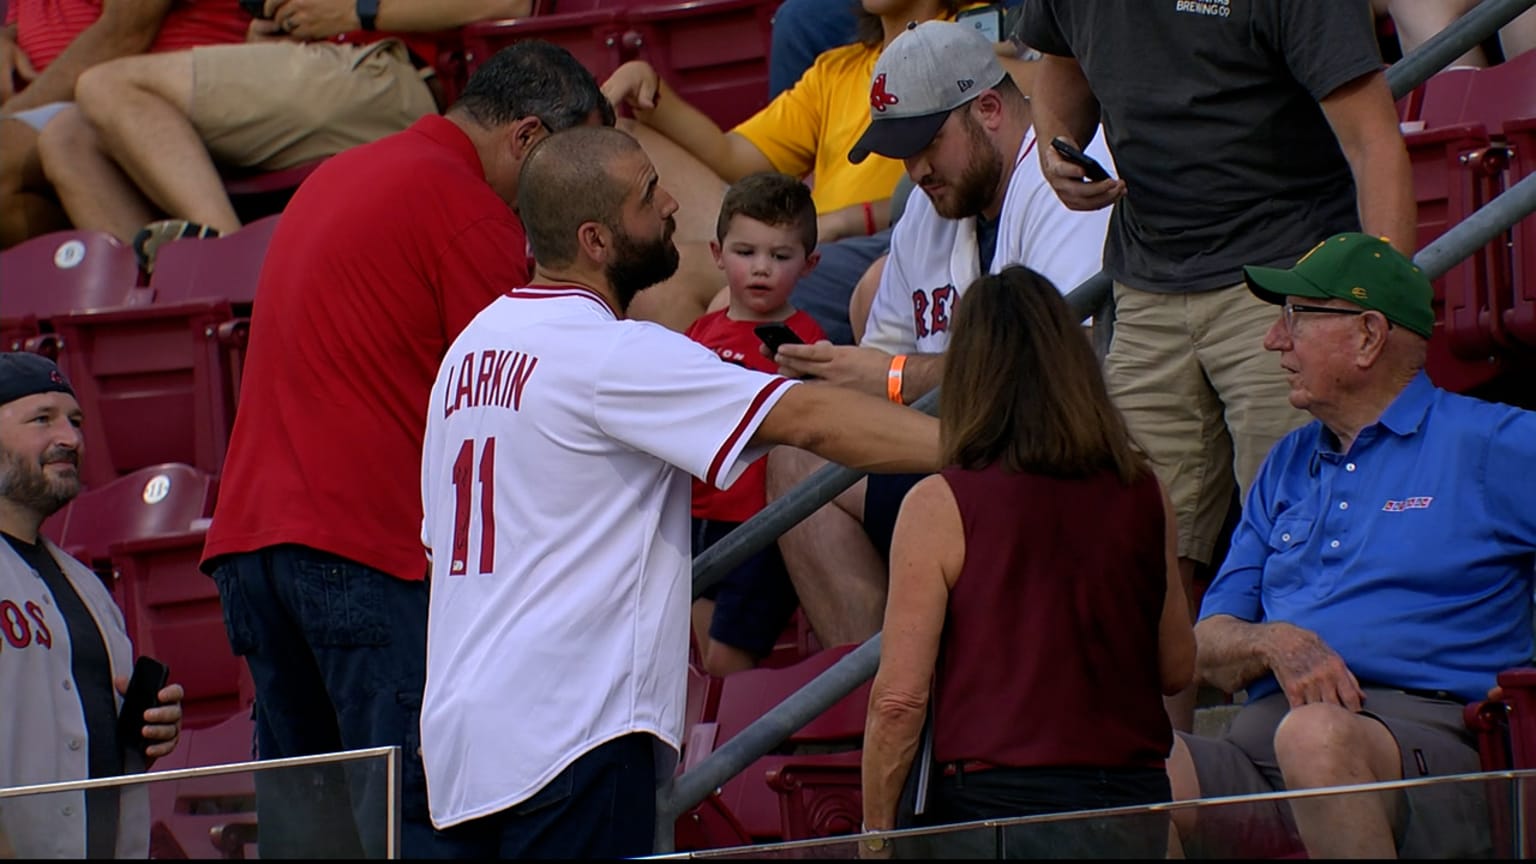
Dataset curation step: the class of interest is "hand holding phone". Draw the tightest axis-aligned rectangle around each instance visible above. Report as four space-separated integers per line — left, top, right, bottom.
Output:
755 321 805 355
1050 137 1112 183
117 656 169 754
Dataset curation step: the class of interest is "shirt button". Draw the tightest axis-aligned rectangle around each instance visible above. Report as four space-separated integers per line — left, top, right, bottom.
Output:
1346 463 1357 472
62 680 72 691
1339 501 1349 510
43 595 52 605
62 805 74 816
1330 540 1341 549
1281 533 1292 542
69 739 82 751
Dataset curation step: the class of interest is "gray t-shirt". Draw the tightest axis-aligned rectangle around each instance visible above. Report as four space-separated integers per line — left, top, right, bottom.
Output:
1020 0 1384 293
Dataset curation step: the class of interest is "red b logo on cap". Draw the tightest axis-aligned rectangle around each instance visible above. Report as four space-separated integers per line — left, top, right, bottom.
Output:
870 73 899 112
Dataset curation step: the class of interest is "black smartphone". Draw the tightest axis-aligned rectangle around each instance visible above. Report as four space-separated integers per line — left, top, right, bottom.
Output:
1050 137 1113 183
755 321 804 354
957 3 1005 44
117 656 169 753
239 0 272 19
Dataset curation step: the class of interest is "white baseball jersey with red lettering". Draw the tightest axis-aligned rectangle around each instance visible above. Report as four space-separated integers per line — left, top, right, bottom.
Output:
418 284 796 829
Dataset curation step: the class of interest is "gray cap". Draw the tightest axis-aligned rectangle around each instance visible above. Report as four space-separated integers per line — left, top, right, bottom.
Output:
848 20 1008 165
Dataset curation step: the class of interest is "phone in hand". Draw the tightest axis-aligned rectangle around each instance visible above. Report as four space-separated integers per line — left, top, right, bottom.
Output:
117 656 169 753
957 3 1005 44
1050 137 1113 183
754 321 805 355
239 0 273 19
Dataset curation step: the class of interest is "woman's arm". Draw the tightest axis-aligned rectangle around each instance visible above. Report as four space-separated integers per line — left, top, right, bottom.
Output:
1156 481 1196 696
861 475 963 831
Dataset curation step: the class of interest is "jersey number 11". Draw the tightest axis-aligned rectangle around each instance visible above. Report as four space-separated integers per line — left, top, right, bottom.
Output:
451 437 496 575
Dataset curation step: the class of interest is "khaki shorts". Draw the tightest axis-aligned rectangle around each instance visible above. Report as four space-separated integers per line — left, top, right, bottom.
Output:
1180 690 1488 858
189 39 435 171
1103 281 1307 564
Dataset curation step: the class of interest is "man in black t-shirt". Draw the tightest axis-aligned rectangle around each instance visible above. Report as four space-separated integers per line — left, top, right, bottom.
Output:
0 352 185 857
1017 0 1415 732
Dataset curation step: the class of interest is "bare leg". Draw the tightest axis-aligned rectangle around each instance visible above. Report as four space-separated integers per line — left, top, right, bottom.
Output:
1274 704 1403 858
701 640 757 677
1500 5 1536 58
1386 0 1488 67
37 106 158 244
1166 734 1203 843
620 119 728 331
0 118 69 248
74 55 242 235
765 447 888 645
848 254 886 345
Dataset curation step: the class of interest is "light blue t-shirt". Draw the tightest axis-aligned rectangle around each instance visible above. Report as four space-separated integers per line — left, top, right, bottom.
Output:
1201 372 1536 703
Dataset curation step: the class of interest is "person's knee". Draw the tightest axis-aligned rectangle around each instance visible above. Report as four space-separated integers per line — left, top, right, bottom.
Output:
1272 703 1384 785
765 446 824 500
36 107 97 184
73 63 129 126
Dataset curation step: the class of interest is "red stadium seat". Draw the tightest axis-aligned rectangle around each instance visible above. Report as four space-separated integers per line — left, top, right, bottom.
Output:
679 643 869 844
618 0 779 131
1503 116 1536 350
40 462 217 575
0 230 145 355
462 8 628 89
146 711 258 859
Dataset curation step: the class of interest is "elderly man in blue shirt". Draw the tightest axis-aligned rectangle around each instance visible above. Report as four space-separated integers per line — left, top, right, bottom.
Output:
1166 232 1536 859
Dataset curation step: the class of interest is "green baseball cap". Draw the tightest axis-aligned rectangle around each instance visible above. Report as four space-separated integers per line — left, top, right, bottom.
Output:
1243 233 1434 338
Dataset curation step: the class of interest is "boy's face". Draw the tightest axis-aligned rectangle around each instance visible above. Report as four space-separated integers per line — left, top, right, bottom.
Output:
711 216 819 318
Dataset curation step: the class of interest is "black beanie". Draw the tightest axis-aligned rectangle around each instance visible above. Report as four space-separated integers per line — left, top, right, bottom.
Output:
0 353 76 407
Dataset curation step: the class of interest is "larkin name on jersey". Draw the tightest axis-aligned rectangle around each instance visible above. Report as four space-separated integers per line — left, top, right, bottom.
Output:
912 284 958 341
442 348 540 418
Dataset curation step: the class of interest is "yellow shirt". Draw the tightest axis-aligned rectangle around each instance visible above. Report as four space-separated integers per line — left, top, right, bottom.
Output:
731 43 905 215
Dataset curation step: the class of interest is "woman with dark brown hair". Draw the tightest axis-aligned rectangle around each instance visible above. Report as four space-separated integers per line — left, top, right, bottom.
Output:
859 265 1195 858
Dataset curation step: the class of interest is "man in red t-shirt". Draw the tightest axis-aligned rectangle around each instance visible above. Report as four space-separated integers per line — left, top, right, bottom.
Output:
683 172 826 676
197 42 613 859
35 0 532 271
0 0 248 247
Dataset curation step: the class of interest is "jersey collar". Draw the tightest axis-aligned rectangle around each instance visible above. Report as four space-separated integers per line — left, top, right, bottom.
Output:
509 284 620 319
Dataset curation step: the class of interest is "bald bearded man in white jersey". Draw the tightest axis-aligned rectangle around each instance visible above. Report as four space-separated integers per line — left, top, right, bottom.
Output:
417 125 940 859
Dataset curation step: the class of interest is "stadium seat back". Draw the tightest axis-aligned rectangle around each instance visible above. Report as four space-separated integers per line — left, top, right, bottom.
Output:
150 216 279 308
0 231 144 352
621 0 778 132
1503 117 1536 349
1459 48 1536 140
42 462 217 573
462 9 628 88
1416 67 1479 132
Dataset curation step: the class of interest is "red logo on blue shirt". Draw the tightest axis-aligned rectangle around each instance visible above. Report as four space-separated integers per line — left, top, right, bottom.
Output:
1381 496 1434 512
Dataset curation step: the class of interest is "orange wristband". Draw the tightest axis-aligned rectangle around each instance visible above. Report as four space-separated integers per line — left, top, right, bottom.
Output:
862 201 877 236
886 354 907 404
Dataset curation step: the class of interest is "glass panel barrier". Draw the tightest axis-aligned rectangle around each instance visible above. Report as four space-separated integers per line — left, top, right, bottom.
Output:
0 746 400 859
648 769 1536 860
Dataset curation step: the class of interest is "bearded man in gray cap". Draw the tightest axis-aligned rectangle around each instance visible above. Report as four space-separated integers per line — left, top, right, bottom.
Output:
0 352 185 859
765 19 1115 647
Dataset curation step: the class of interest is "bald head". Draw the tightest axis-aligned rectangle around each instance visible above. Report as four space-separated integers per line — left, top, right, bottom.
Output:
518 126 646 269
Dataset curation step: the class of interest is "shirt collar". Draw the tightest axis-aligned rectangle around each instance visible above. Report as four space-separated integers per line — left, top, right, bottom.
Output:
1376 370 1435 437
411 114 486 180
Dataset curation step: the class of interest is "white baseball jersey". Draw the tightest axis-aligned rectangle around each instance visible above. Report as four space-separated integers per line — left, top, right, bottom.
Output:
418 284 797 829
863 128 1115 354
0 538 149 858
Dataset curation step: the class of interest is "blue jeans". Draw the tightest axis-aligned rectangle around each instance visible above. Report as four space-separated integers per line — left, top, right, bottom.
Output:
432 733 659 858
208 545 451 858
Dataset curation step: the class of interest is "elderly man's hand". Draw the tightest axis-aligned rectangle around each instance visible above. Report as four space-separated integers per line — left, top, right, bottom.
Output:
1263 622 1366 712
266 0 358 40
771 341 892 398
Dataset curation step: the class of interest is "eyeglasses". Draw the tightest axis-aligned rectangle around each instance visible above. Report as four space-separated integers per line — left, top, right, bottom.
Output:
1282 302 1377 333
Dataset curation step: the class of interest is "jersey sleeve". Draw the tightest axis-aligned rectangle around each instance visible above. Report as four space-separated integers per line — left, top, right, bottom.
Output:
594 324 799 490
433 216 531 341
861 217 920 354
731 59 825 179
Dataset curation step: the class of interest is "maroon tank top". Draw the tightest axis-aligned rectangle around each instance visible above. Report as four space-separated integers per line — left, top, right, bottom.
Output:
931 464 1172 769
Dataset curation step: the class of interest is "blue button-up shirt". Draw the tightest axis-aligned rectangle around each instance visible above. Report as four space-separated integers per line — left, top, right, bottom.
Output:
1201 372 1536 703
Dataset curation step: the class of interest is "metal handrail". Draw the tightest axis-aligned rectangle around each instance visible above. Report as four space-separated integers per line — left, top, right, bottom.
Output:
661 2 1536 851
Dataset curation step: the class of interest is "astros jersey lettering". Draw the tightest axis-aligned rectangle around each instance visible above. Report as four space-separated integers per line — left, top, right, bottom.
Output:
418 284 796 828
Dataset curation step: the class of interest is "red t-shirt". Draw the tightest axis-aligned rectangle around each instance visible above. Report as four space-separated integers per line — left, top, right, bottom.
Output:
684 308 825 523
8 0 248 74
202 114 531 581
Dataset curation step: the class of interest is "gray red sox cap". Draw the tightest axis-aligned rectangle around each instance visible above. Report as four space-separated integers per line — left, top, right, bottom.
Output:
0 352 75 407
848 20 1008 165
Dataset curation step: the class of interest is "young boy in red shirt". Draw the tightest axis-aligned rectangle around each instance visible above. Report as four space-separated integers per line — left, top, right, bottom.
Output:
685 172 826 675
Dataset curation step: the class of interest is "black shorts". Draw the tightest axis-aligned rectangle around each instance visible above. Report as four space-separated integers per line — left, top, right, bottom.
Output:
862 472 928 560
691 518 799 658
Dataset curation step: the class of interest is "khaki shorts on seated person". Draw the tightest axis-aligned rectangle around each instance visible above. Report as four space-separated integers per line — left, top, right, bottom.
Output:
1103 281 1308 565
1179 689 1488 859
189 38 436 172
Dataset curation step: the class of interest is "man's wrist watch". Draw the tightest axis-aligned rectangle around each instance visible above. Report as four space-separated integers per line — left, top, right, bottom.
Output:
860 828 889 853
355 0 379 30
